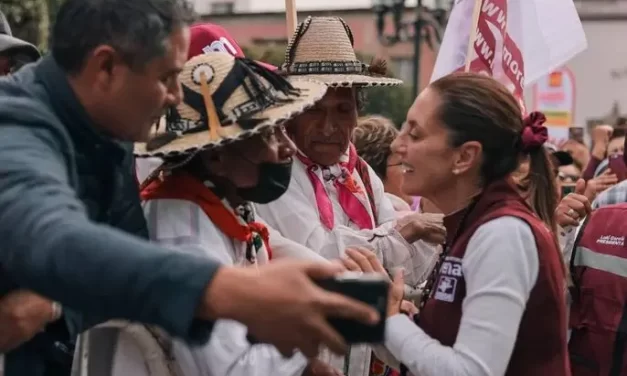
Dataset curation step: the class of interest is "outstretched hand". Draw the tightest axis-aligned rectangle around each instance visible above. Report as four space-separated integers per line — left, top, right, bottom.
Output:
0 290 56 352
556 179 591 228
200 261 380 358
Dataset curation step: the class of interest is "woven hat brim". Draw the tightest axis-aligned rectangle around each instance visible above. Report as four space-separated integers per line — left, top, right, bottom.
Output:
296 74 403 87
134 78 327 158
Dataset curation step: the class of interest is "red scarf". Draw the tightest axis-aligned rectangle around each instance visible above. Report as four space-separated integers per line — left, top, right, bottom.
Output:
141 172 272 259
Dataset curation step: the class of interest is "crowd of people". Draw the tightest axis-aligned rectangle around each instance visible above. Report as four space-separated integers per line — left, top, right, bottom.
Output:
0 0 626 376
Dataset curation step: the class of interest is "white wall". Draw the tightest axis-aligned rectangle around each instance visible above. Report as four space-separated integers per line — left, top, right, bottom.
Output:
568 21 627 126
525 20 627 133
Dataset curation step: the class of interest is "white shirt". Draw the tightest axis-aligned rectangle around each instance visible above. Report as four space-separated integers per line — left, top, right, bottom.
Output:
82 180 318 376
376 216 540 376
255 157 439 288
255 156 440 376
145 197 310 376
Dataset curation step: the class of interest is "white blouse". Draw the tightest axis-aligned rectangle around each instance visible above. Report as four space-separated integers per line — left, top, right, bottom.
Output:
377 216 540 376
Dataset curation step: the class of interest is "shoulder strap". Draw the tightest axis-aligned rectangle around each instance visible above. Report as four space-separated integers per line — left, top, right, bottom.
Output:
78 321 183 376
355 157 378 222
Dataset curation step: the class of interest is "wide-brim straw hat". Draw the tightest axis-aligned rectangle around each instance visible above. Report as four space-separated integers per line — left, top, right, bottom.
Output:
134 52 327 158
280 16 403 87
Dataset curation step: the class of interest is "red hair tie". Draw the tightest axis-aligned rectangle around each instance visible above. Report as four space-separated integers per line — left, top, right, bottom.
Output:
521 112 548 152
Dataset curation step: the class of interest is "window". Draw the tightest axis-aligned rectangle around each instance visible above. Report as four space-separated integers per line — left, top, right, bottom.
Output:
210 2 234 14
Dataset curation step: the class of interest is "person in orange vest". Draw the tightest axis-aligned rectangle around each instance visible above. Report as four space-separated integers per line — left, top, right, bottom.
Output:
78 51 351 376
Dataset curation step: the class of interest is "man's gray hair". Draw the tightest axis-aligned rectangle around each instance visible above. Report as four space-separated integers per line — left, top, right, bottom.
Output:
51 0 196 73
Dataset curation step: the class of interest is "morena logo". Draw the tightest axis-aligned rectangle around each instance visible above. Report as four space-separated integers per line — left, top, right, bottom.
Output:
202 37 238 57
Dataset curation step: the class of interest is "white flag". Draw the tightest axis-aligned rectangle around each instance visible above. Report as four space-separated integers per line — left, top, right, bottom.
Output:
431 0 587 103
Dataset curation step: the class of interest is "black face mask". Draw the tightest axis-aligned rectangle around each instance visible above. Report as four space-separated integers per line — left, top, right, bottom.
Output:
236 160 293 204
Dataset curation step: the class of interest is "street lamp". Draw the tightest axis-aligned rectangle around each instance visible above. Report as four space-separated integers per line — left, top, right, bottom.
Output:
373 0 447 99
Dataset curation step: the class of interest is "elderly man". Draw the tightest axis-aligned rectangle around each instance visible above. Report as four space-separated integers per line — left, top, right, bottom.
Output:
0 2 378 375
255 16 444 376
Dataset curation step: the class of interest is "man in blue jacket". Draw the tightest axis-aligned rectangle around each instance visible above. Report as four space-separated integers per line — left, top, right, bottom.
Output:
0 0 378 375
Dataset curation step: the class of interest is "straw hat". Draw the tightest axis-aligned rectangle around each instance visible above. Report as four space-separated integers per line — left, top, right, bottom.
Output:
134 52 327 158
280 16 403 87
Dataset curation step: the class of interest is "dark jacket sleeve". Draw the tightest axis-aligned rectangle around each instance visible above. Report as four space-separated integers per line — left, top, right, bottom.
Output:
0 125 219 344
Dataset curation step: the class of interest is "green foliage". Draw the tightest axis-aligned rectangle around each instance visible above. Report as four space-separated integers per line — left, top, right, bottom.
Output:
2 0 49 50
242 44 413 127
241 44 286 67
355 51 413 127
360 85 413 128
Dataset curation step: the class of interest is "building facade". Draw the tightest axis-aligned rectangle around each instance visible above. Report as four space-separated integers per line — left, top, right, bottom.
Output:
199 6 447 93
197 0 627 134
191 0 451 15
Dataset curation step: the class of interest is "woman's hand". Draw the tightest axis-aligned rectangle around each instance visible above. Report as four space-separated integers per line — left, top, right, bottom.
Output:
341 248 405 318
387 270 405 318
586 169 618 200
555 179 592 228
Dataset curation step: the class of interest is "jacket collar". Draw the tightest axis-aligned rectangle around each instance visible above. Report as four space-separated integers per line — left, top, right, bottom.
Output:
36 56 126 163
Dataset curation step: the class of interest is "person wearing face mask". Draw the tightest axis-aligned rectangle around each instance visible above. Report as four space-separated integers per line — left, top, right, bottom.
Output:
79 52 352 376
255 16 444 376
135 22 281 183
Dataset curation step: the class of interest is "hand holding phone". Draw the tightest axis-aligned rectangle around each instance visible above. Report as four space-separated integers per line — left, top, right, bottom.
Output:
316 272 389 344
608 154 627 182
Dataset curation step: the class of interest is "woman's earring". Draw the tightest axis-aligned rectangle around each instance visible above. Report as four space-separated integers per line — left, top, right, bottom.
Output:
452 169 459 175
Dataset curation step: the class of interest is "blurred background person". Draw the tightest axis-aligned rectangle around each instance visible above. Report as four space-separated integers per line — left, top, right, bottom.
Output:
353 115 412 211
353 115 440 214
583 124 625 180
545 142 579 198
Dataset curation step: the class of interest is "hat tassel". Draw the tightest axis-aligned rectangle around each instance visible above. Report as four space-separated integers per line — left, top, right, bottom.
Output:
199 72 221 141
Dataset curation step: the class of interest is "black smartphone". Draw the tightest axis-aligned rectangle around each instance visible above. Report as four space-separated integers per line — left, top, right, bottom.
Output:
561 184 576 197
316 272 389 344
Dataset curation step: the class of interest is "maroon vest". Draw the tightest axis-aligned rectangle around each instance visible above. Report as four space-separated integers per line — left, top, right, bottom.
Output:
419 180 570 376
